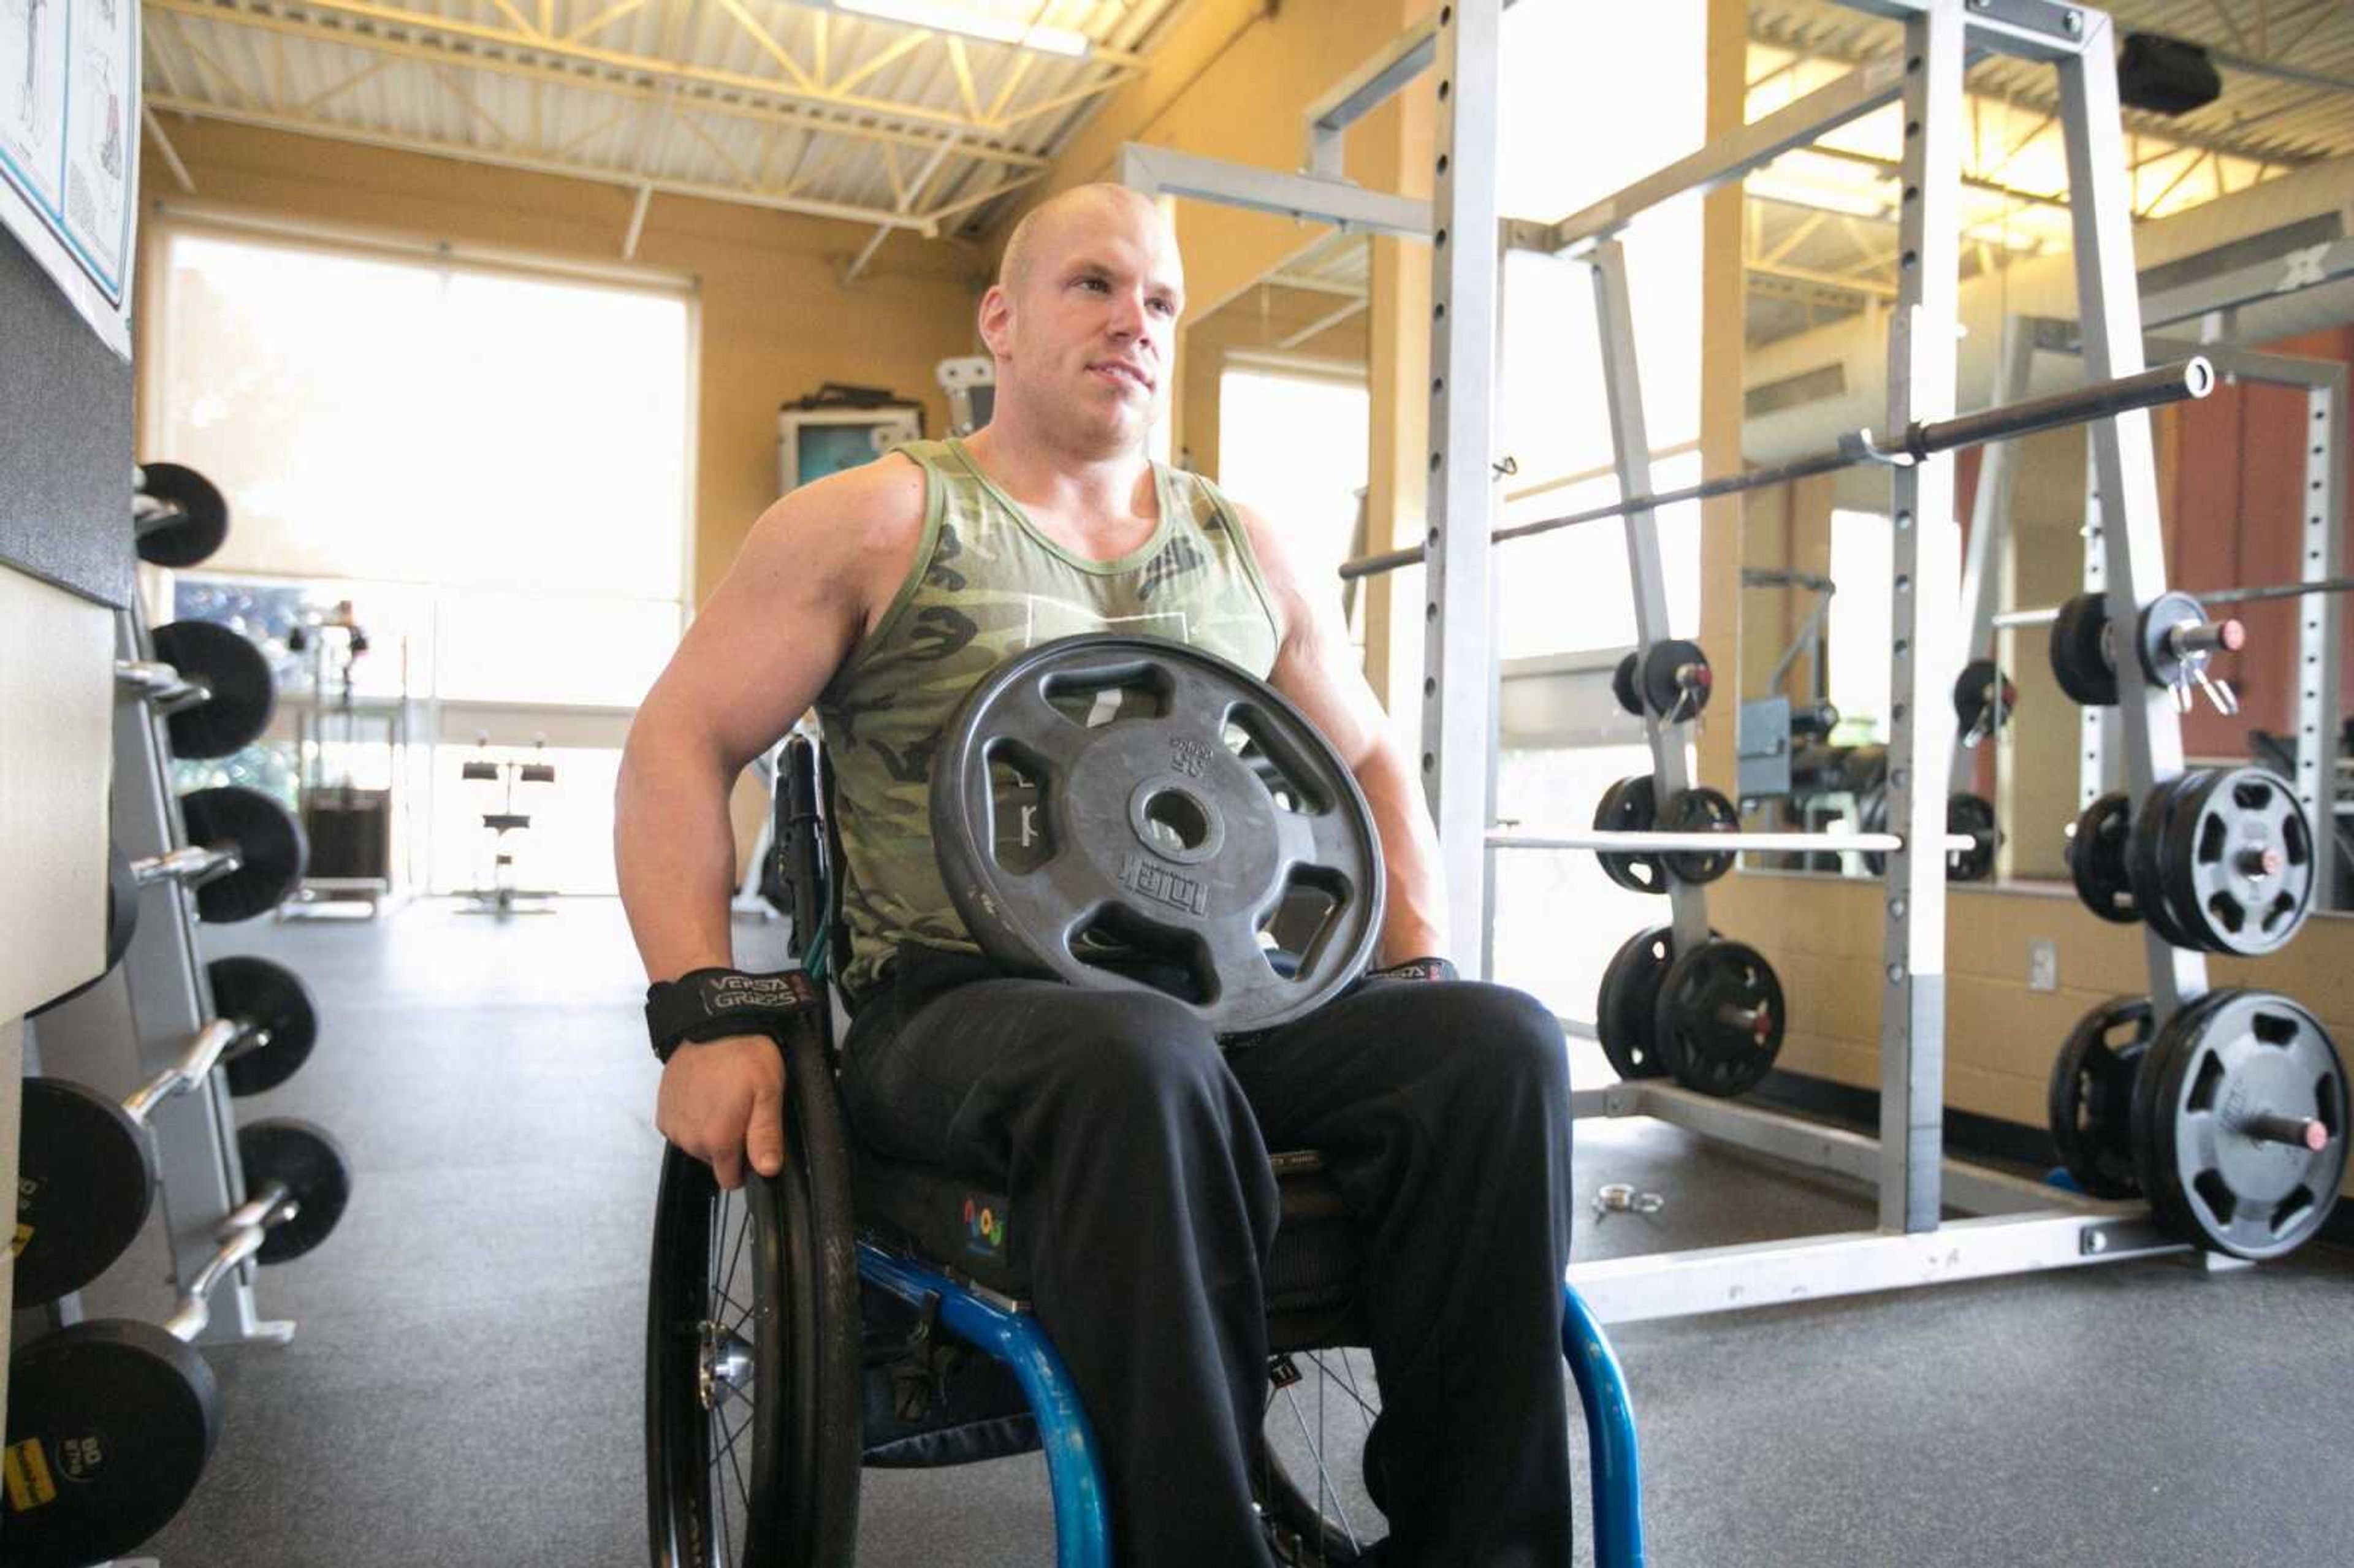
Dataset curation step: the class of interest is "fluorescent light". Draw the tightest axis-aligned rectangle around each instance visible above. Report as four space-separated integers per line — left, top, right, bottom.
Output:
832 0 1092 58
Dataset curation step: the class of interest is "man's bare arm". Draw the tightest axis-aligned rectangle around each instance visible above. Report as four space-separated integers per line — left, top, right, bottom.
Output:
614 458 921 983
1234 501 1449 965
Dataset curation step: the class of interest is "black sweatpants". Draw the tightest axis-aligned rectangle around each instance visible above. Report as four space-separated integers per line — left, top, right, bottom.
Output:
837 945 1578 1568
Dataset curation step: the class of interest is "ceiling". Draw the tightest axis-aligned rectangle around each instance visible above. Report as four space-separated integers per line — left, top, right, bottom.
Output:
1187 229 1373 371
1745 0 2354 345
140 0 1186 273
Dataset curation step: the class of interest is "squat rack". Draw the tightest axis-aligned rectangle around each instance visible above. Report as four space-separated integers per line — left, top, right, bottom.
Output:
1135 0 2250 1325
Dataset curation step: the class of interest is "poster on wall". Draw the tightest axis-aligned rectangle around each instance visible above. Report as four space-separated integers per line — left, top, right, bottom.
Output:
0 0 139 359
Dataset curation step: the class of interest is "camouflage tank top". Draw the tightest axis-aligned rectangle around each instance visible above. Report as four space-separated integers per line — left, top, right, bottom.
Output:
815 437 1282 1002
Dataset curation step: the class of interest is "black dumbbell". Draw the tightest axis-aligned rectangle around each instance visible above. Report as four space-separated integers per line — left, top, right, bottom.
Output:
17 973 322 1307
119 620 278 759
140 785 310 923
3 1119 349 1568
132 462 230 568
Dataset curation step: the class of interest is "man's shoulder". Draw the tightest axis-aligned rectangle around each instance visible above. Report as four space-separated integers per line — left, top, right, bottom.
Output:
747 452 929 584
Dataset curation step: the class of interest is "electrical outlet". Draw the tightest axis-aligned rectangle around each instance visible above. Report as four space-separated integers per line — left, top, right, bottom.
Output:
2028 940 2059 993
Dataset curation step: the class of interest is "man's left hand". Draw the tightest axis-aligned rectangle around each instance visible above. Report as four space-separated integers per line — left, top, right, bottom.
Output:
1369 956 1458 983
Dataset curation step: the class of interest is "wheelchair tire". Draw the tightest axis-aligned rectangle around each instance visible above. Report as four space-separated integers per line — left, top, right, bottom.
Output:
1253 1346 1385 1566
646 1026 862 1567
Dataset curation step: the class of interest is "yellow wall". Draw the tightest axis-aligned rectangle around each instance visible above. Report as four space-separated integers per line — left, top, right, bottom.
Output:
132 117 985 607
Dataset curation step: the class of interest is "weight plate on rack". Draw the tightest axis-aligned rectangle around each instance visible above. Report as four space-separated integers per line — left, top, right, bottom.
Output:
2 1319 221 1568
2066 792 2139 924
1610 652 1643 718
133 462 230 569
2127 772 2204 950
1952 658 2016 739
2135 590 2207 691
1946 793 2001 883
177 785 310 923
2048 592 2119 707
149 620 277 760
12 1079 154 1309
238 1118 354 1265
208 956 321 1097
2130 990 2347 1260
1660 786 1737 883
2047 997 2155 1199
1653 937 1786 1098
1593 775 1666 894
1639 639 1712 720
930 634 1384 1036
1596 924 1677 1081
2159 766 2314 956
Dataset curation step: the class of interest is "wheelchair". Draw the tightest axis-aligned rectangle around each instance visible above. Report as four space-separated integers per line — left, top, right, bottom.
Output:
646 733 1646 1567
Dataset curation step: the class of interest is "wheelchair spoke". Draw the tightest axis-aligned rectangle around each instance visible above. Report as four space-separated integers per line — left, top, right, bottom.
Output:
1307 1349 1379 1428
1274 1382 1364 1553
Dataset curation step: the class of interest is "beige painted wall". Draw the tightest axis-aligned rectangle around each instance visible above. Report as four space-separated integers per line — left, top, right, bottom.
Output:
132 117 985 610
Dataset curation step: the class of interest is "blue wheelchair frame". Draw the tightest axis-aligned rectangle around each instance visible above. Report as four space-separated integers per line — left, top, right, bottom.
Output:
858 1247 1647 1567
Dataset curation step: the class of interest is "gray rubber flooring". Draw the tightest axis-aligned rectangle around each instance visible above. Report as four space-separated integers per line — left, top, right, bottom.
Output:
59 899 2354 1567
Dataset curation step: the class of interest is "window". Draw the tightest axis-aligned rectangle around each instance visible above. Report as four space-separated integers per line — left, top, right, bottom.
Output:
149 223 696 897
1215 368 1369 587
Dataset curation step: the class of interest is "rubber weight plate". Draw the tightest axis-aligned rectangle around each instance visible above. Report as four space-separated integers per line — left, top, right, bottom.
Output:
930 634 1384 1036
2127 772 2204 950
2067 792 2139 924
1653 938 1786 1098
2 1319 221 1568
1596 926 1674 1081
1610 652 1643 718
2048 592 2119 707
177 785 309 922
1639 639 1712 720
238 1118 354 1264
12 1079 154 1308
2160 766 2314 956
2046 997 2155 1199
149 620 277 759
1946 793 2000 883
1659 786 1737 883
133 462 230 568
2131 990 2347 1260
208 955 321 1097
1593 775 1665 894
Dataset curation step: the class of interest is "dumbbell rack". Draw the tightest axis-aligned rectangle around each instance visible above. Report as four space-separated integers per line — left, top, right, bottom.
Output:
21 597 288 1349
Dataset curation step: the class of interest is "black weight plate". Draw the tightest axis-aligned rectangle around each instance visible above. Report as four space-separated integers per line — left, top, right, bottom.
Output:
1661 786 1737 883
3 1319 221 1568
29 845 140 1016
1946 793 2000 883
1610 652 1642 718
133 462 230 568
13 1079 154 1309
208 956 321 1097
1653 938 1786 1098
2128 772 2202 950
1951 658 2014 737
1593 775 1665 894
1595 926 1674 1081
2066 792 2139 924
2046 997 2154 1199
2048 592 2119 707
1639 639 1712 720
177 785 310 923
2132 991 2347 1259
2163 766 2315 957
238 1119 354 1265
930 634 1384 1036
2135 590 2206 691
149 620 277 760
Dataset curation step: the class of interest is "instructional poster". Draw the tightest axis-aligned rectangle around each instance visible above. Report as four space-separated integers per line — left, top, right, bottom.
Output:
0 0 137 358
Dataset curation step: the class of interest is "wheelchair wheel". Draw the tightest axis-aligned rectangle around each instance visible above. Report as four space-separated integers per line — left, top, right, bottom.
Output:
1254 1346 1385 1566
646 1027 862 1566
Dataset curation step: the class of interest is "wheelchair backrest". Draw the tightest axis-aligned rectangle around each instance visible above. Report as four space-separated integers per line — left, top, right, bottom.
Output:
776 731 858 1041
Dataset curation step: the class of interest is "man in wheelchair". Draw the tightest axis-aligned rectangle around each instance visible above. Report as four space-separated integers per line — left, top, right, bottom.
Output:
616 183 1577 1566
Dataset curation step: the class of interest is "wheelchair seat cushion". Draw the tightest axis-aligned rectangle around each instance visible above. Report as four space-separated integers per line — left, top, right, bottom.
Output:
850 1147 1368 1346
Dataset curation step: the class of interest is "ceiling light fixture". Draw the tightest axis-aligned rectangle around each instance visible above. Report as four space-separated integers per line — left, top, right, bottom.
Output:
830 0 1092 60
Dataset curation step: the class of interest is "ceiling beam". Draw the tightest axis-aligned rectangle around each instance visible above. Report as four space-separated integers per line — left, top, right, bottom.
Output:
147 93 942 232
146 0 1051 171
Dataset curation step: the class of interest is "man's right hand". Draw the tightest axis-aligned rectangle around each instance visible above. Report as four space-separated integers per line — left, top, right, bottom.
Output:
656 1034 788 1190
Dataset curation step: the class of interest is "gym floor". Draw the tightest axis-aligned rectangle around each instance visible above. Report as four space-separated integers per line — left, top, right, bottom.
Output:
86 902 2354 1568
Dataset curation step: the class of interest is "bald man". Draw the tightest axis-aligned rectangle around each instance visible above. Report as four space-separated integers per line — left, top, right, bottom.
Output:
617 183 1576 1566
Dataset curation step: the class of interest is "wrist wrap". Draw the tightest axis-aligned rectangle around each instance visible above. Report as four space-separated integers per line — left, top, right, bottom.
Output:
646 967 823 1064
